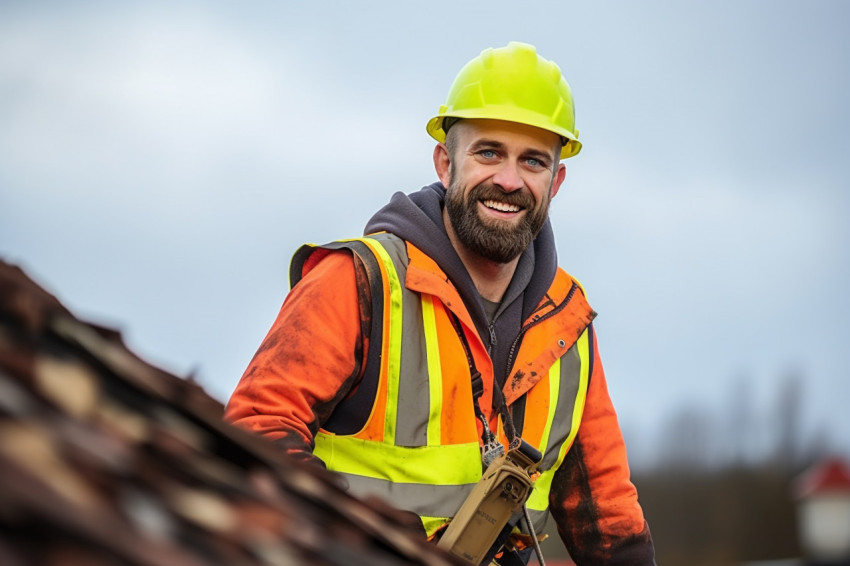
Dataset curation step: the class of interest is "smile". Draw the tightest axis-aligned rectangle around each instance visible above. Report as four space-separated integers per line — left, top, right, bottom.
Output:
482 199 523 213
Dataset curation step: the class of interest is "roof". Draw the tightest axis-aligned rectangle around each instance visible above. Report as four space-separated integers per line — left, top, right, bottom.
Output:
794 457 850 499
0 259 462 566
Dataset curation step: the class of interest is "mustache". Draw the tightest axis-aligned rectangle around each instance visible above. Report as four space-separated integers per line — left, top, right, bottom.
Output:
467 183 536 210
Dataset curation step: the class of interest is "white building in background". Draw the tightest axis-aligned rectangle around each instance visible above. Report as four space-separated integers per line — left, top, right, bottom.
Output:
794 458 850 565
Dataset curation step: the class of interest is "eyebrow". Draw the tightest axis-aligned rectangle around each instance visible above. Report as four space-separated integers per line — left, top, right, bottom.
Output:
468 139 506 152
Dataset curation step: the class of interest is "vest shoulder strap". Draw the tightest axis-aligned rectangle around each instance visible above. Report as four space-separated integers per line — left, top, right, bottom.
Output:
290 234 407 434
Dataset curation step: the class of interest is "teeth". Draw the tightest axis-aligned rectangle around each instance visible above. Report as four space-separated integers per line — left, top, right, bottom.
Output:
483 200 521 212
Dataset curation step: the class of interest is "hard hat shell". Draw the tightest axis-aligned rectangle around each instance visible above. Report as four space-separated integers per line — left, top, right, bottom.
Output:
426 42 582 160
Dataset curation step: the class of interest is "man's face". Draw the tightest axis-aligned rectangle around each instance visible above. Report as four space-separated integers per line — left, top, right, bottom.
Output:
439 119 565 264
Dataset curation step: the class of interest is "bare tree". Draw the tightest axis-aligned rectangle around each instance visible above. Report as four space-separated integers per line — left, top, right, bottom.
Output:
772 368 804 472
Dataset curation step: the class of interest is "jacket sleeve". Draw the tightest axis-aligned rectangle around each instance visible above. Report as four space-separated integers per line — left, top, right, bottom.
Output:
548 326 656 565
224 250 367 467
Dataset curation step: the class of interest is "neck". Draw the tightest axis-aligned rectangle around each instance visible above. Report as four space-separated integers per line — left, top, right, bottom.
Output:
443 208 519 303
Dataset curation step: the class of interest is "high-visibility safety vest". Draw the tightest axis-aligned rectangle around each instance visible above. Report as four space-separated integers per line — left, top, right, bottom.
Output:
290 233 596 537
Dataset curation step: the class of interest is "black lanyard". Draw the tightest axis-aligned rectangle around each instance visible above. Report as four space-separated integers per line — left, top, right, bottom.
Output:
447 312 519 454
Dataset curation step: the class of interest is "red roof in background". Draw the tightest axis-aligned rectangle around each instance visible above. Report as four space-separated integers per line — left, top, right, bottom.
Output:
795 458 850 499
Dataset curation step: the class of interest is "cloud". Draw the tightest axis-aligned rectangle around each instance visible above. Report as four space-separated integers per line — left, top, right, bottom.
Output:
2 1 848 458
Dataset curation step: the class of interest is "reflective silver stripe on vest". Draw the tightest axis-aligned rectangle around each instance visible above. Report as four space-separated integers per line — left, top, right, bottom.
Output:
345 474 477 519
520 344 582 533
540 341 582 470
367 234 439 448
396 269 432 446
525 328 591 532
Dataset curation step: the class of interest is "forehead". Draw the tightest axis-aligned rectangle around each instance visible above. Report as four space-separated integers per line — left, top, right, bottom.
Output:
453 118 561 153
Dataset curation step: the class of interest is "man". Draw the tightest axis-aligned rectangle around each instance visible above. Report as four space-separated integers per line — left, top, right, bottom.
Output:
226 42 655 565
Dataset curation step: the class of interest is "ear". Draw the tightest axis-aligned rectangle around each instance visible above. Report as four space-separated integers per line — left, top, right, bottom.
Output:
549 163 566 199
433 143 451 187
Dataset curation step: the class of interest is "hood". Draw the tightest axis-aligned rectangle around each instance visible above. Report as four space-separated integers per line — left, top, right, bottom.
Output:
364 182 559 387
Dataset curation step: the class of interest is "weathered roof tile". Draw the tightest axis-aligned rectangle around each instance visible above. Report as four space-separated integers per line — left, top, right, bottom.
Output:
0 259 462 566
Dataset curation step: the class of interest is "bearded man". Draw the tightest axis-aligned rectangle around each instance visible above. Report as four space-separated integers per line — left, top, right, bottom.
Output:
225 42 656 566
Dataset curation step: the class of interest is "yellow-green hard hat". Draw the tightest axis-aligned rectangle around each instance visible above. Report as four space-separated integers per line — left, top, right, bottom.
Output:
426 42 581 159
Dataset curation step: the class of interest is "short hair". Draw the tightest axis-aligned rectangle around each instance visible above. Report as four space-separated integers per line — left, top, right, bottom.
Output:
444 119 462 163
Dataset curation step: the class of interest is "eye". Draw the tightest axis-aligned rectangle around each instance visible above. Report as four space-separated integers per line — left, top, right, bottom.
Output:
525 156 548 169
478 149 498 159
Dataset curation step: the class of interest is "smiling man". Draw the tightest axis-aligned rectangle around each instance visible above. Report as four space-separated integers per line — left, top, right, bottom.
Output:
440 118 566 298
226 42 656 565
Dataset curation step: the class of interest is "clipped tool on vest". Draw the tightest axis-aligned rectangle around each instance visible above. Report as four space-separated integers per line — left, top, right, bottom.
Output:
437 426 544 565
441 312 548 565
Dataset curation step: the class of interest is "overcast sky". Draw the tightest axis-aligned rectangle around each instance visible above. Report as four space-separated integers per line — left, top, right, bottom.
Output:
2 1 848 468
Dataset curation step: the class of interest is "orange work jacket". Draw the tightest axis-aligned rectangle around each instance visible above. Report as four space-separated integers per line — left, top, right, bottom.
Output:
226 233 653 563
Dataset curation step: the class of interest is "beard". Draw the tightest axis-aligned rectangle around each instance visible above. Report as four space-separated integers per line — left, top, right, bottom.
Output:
445 179 551 264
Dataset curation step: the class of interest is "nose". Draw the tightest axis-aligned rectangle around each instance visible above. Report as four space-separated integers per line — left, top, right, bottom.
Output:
491 161 524 193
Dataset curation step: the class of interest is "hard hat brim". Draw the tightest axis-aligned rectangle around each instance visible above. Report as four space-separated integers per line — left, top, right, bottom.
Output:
426 113 582 160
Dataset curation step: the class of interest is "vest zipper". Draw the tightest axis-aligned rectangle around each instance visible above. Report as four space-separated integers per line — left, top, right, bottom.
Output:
505 282 579 375
487 322 497 357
